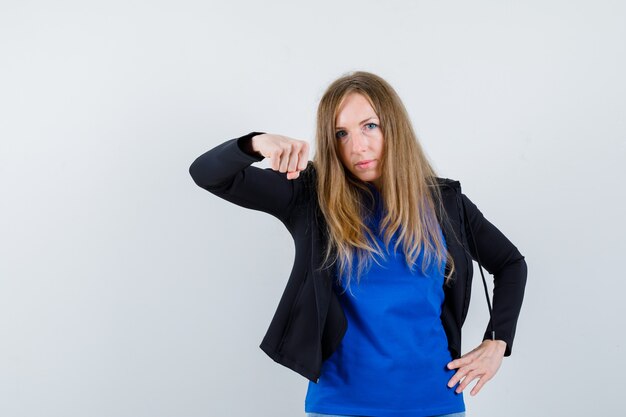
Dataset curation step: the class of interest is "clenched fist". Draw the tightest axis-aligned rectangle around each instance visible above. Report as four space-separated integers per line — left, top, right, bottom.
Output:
251 133 310 180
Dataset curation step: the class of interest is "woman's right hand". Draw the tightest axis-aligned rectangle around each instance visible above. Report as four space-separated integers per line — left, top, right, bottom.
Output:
251 133 310 180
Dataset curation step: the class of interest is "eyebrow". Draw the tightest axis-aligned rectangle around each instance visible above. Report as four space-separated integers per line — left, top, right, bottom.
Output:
335 116 378 130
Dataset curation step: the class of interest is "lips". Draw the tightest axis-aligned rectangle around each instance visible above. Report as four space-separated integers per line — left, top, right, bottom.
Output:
355 159 374 166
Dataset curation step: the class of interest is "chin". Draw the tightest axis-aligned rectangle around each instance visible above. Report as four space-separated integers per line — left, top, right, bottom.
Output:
355 171 379 180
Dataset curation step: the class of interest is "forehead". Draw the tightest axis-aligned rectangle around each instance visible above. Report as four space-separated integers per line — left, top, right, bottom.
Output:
335 92 378 125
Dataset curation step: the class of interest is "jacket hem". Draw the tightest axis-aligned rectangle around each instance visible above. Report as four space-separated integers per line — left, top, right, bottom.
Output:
259 341 320 382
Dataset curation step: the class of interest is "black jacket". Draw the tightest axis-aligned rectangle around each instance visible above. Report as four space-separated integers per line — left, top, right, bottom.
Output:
189 131 528 383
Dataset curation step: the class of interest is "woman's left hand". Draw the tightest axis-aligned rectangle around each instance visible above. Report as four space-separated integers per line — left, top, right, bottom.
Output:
446 339 507 396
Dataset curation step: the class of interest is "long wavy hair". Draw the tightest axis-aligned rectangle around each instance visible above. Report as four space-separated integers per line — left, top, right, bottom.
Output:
311 70 456 293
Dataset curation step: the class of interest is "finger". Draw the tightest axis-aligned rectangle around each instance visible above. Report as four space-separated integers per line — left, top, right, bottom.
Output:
298 141 309 171
270 148 282 172
279 146 291 173
287 143 301 174
456 369 483 394
447 369 462 388
470 374 491 396
447 354 473 370
447 364 473 388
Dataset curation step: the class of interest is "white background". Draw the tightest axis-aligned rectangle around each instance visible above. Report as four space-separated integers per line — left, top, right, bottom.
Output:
1 1 624 416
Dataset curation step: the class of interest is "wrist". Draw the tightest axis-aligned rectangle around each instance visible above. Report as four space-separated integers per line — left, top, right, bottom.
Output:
239 134 264 158
493 339 507 351
484 339 507 348
251 133 265 154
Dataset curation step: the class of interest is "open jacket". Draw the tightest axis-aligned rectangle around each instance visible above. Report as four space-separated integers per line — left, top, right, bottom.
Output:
189 131 528 383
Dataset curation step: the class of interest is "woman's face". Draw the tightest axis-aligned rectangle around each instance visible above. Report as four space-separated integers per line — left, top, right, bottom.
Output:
334 92 384 190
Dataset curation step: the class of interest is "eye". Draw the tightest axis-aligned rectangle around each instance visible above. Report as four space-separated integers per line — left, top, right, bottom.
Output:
335 130 347 139
365 122 378 129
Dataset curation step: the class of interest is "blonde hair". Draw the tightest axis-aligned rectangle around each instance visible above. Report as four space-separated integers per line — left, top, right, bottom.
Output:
310 70 456 293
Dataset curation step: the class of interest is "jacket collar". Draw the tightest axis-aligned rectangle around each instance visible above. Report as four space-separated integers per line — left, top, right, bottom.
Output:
433 176 461 190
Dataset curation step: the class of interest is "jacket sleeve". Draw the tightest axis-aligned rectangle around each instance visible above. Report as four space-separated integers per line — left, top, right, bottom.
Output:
461 192 528 357
188 131 303 226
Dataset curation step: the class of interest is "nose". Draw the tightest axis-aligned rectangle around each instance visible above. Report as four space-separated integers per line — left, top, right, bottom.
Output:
351 130 369 152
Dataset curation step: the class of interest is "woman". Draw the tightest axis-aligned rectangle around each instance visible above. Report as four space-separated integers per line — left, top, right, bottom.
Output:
189 71 527 417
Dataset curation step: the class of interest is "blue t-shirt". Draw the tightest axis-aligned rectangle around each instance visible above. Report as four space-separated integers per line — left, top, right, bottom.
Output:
305 184 465 417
